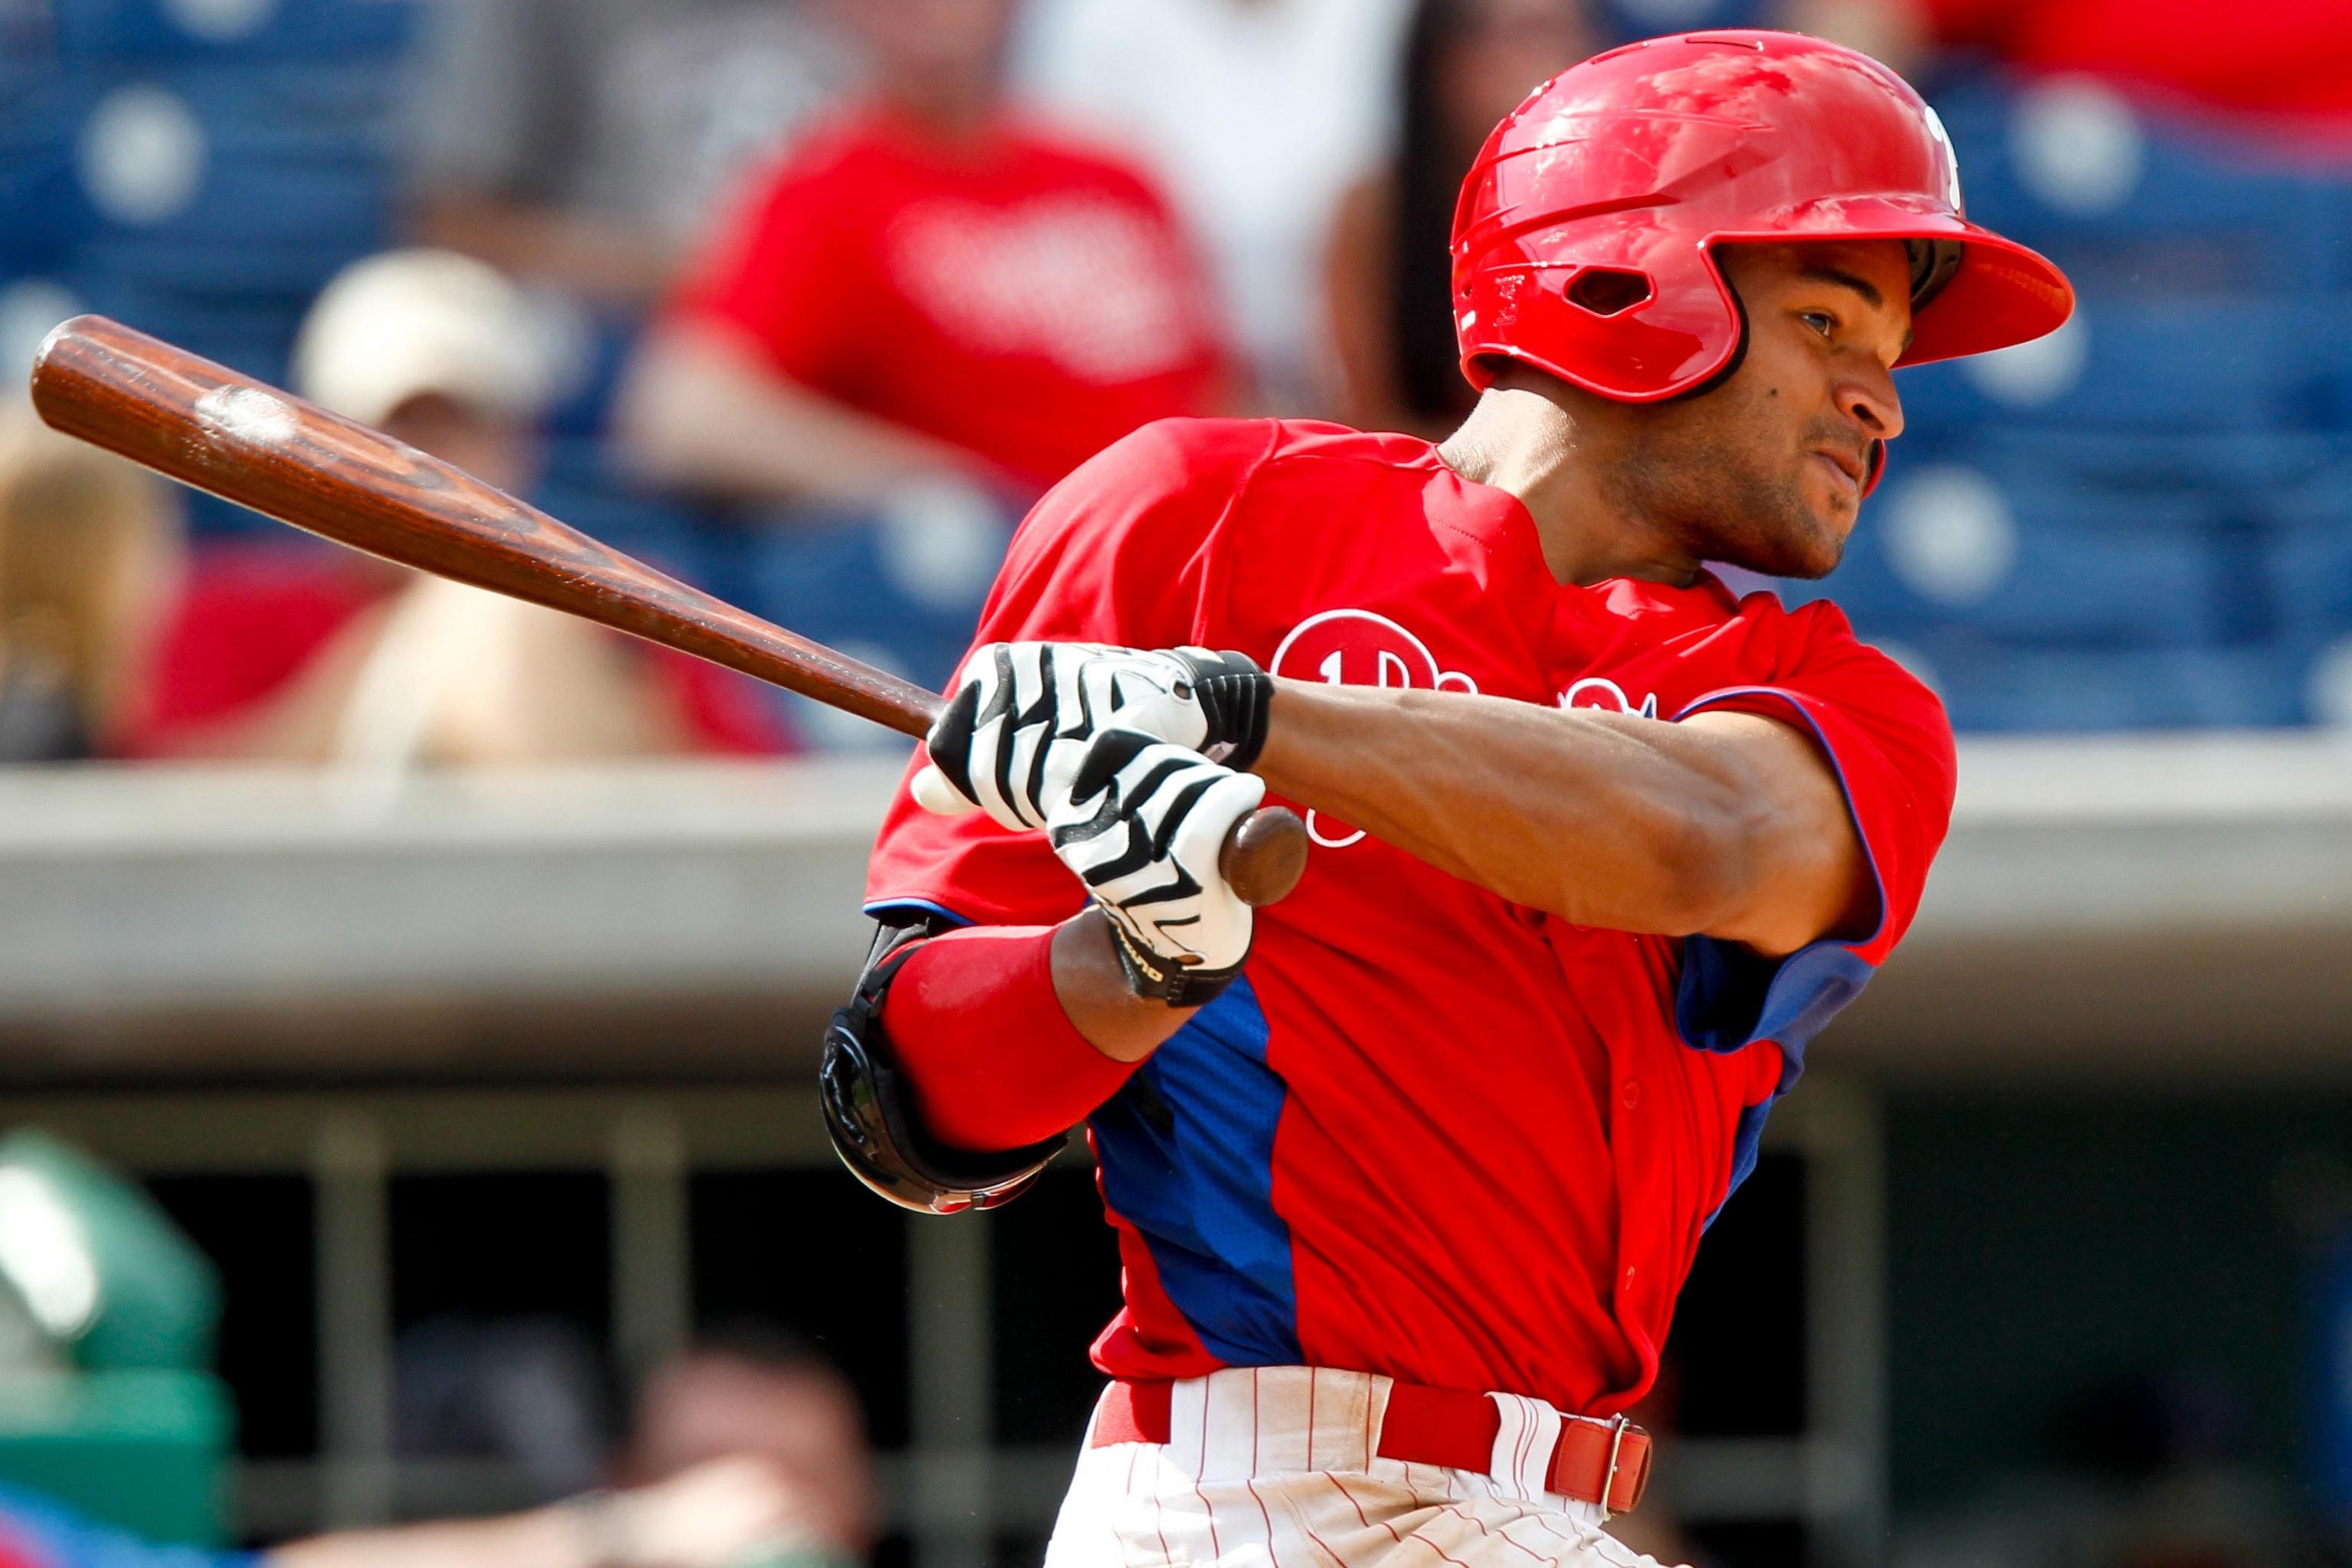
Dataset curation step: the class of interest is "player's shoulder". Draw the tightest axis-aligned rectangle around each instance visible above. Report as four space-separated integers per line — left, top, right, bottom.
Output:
1056 416 1427 514
1012 417 1420 573
1719 582 1948 720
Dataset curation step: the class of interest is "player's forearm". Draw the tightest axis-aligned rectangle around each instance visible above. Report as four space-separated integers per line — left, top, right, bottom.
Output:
615 324 988 506
879 912 1188 1152
1254 678 1765 934
269 1504 586 1568
1051 909 1203 1062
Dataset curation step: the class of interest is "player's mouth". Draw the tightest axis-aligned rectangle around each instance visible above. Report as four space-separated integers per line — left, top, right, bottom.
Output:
1809 445 1866 495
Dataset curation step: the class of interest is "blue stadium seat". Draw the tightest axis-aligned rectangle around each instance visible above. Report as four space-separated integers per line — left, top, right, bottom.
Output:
1804 461 2230 648
1929 72 2352 294
541 314 649 443
730 522 983 701
1897 292 2352 431
530 442 732 592
63 263 299 389
52 0 423 61
66 61 400 299
1900 635 2311 731
0 74 100 271
2258 469 2352 642
1591 0 1769 44
1921 428 2352 498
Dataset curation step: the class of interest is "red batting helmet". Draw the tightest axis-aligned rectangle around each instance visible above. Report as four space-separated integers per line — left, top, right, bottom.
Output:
1451 30 2074 428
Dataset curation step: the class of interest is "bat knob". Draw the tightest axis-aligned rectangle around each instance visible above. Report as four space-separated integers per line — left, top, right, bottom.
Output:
1219 805 1312 907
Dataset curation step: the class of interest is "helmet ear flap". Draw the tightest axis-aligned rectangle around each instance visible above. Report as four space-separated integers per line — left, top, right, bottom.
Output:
1664 266 1750 403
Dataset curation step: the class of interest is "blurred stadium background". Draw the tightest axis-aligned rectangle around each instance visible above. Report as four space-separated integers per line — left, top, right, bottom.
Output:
4 2 2352 1566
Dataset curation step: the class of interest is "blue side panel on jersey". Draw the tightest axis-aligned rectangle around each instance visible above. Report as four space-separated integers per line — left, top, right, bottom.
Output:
1672 687 1886 1224
1090 976 1300 1366
1677 936 1877 1071
1681 937 1877 1223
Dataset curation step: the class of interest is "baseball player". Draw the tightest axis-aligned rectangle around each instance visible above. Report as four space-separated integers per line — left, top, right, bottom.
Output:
818 30 2073 1568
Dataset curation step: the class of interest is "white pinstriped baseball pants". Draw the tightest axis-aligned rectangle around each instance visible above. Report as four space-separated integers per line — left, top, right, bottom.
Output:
1041 1368 1664 1568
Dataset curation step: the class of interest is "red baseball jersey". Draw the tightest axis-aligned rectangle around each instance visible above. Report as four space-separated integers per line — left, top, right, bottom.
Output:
668 103 1228 492
865 419 1955 1415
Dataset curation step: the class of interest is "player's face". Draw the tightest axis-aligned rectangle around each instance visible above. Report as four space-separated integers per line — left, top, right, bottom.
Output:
1622 240 1913 580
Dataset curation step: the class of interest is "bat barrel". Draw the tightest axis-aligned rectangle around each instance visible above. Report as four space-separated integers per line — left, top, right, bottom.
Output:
30 315 946 739
27 313 1308 905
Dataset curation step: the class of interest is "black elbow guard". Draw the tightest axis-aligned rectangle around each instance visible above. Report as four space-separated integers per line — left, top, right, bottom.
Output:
818 921 1065 1215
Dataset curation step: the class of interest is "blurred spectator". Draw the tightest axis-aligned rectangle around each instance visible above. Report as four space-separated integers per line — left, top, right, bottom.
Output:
616 1332 875 1560
403 0 861 304
1787 0 2352 127
273 1452 851 1568
397 1318 616 1498
387 1320 879 1559
121 250 786 764
266 1334 876 1568
0 1449 847 1568
1322 0 1596 437
1014 0 1416 410
0 1129 871 1568
0 412 178 763
616 0 1230 510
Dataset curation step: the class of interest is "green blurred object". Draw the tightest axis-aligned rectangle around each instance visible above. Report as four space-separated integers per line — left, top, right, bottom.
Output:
728 1548 863 1568
0 1131 234 1544
0 1370 235 1544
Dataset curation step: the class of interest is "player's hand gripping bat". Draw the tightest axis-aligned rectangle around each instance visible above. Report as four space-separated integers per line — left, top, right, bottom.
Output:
28 315 1309 906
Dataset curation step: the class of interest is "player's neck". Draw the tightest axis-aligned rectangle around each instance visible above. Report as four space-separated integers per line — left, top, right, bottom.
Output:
1437 385 1703 590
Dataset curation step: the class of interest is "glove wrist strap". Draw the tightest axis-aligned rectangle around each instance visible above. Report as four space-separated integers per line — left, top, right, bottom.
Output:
1173 650 1274 773
1106 918 1240 1010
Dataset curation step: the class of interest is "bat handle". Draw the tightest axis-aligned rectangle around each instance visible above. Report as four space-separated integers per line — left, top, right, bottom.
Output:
1220 806 1310 907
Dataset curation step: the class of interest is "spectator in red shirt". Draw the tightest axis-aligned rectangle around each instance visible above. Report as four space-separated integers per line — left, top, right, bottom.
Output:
616 0 1232 509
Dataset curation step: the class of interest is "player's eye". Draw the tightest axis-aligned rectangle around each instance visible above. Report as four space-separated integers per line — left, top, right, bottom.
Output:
1799 309 1838 339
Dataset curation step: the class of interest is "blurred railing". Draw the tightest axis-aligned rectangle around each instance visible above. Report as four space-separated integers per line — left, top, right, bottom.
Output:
5 739 2349 1077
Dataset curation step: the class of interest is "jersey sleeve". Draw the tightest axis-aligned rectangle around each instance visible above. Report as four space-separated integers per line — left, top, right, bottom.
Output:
663 145 864 392
1668 603 1958 1080
863 419 1272 927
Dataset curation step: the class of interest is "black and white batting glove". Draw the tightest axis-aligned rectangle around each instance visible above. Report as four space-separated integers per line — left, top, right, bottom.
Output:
912 642 1272 831
1044 727 1263 1008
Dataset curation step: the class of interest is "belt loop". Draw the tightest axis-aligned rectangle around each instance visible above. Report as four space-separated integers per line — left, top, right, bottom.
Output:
1597 1414 1632 1524
1483 1390 1564 1501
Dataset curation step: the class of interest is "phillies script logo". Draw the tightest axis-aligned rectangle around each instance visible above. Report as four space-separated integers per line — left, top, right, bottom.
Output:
1269 609 1478 848
1270 609 1655 849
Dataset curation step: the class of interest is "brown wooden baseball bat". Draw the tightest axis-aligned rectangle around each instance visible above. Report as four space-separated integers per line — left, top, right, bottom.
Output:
28 315 1309 906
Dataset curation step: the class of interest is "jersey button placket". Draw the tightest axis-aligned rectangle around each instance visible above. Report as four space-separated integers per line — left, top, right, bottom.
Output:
1620 1080 1642 1112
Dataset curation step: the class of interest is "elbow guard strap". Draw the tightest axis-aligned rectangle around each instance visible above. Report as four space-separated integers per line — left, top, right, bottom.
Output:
818 922 1066 1215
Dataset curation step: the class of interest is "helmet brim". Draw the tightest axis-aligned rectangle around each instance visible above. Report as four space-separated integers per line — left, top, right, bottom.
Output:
1709 200 2075 369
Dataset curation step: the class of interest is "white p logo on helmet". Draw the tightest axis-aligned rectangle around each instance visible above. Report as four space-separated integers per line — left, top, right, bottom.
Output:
1922 103 1964 213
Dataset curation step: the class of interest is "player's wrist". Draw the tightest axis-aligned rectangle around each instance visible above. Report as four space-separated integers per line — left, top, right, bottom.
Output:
1103 914 1241 1008
1167 648 1274 770
1051 910 1199 1060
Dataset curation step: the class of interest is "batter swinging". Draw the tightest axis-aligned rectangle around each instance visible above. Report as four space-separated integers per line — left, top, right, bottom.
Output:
819 31 2074 1567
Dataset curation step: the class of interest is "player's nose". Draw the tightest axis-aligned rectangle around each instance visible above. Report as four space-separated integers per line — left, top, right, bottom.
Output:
1837 360 1905 444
